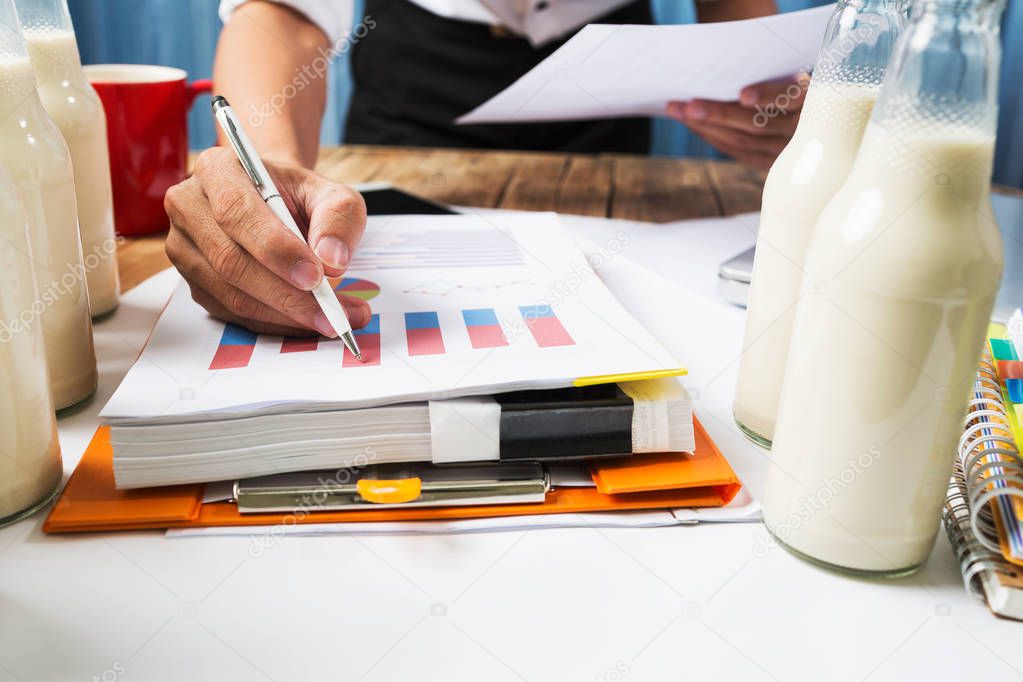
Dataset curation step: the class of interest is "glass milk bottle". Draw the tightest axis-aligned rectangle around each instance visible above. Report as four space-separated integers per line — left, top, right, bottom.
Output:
763 0 1005 576
0 0 97 410
733 0 906 447
0 164 63 526
16 0 120 317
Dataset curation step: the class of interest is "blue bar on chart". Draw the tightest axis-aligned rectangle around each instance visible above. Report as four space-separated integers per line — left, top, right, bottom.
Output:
462 308 508 349
519 305 574 347
210 324 258 370
344 314 381 367
405 312 446 356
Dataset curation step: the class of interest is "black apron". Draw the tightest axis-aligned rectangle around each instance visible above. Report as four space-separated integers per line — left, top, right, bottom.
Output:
345 0 653 153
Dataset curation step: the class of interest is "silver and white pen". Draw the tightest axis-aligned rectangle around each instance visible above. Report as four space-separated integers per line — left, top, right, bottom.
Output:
211 95 362 361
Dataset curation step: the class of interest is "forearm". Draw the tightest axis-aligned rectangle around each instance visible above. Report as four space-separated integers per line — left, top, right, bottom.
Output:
213 1 330 167
696 0 777 22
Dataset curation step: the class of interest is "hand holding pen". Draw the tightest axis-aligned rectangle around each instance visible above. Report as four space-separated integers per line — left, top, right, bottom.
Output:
163 99 371 347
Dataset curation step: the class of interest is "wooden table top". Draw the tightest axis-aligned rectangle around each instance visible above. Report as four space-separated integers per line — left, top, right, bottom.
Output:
115 145 768 292
115 144 1020 292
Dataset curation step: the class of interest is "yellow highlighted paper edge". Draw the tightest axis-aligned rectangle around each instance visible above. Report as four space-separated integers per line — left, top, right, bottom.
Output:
573 367 688 388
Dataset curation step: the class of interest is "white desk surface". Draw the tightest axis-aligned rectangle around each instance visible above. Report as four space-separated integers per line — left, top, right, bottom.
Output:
2 216 1022 682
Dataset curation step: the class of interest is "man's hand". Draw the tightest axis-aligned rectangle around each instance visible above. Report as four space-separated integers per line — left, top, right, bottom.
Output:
164 147 371 337
667 75 808 170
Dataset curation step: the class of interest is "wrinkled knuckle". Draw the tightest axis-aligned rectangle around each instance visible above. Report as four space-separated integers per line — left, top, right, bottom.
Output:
163 181 193 220
209 241 247 284
211 187 250 227
236 296 265 322
164 231 181 262
272 288 301 316
327 192 368 227
223 286 252 317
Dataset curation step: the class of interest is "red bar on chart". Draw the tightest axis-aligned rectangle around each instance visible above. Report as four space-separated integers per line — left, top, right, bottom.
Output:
462 308 508 349
405 312 445 356
520 305 574 347
281 337 319 353
343 315 381 367
209 324 258 370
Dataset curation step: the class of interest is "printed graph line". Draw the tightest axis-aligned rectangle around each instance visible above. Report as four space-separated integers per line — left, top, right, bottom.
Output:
351 229 526 270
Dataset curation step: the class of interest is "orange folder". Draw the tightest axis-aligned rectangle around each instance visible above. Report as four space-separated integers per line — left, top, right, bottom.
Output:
43 417 740 534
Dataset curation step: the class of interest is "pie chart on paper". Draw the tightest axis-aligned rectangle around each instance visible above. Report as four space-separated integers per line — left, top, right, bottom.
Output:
331 277 381 301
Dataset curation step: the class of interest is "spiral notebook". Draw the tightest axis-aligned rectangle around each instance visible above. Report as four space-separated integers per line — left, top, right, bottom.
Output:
942 332 1023 620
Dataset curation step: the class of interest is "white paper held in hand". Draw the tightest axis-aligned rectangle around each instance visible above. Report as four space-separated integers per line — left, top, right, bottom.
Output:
457 5 834 124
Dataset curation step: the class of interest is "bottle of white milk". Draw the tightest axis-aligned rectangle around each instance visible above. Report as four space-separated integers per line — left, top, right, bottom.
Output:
763 0 1005 576
16 0 120 318
733 0 907 447
0 0 97 410
0 163 63 526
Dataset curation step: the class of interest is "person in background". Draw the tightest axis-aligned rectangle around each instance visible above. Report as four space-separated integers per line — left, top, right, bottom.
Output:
164 0 804 338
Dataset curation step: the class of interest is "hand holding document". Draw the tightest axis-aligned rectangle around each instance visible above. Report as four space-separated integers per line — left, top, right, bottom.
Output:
457 5 834 124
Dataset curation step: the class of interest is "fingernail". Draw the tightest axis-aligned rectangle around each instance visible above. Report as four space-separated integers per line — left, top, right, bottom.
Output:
740 89 758 106
686 103 707 120
313 312 338 338
290 259 322 290
315 236 349 269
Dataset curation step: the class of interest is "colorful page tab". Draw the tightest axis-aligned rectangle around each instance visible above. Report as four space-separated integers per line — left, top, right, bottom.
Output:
992 338 1018 361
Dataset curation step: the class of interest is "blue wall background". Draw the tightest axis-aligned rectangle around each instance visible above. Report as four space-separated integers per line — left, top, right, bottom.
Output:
69 0 1023 188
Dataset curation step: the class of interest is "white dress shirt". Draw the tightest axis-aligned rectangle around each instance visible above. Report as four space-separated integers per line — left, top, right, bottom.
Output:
219 0 635 46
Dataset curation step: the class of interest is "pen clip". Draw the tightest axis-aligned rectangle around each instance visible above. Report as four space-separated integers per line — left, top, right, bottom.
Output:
225 116 264 189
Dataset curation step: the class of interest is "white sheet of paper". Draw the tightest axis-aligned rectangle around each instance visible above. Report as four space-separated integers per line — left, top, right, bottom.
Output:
101 213 684 424
559 212 760 303
457 5 833 124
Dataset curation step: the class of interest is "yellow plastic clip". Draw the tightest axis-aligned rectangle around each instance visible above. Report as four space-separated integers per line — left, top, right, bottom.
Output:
357 478 423 504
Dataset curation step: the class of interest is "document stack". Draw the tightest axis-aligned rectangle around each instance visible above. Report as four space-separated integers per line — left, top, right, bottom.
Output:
45 213 742 533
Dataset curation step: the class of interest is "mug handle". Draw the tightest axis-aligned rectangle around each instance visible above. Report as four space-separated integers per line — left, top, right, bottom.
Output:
186 79 214 109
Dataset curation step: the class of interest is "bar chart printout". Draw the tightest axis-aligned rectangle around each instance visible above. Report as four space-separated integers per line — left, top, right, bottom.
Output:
210 324 258 370
343 314 381 367
462 308 509 349
520 305 575 347
405 312 446 356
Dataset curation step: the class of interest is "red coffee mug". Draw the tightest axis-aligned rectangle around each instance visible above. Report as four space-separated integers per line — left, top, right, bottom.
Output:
84 65 212 236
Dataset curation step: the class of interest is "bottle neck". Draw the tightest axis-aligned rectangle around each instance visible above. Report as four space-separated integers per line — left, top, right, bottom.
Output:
0 55 43 122
871 0 1003 133
813 0 908 85
22 26 84 83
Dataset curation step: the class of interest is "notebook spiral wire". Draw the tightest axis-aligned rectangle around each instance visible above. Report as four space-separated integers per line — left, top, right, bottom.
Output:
944 349 1023 596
